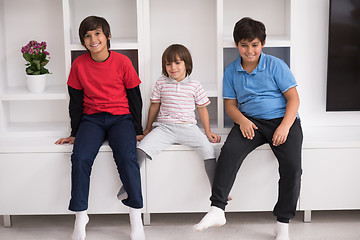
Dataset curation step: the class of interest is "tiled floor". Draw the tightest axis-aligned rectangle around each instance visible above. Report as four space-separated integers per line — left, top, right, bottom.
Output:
1 210 360 240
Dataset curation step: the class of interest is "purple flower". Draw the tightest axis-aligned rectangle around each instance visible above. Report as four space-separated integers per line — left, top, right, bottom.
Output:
21 40 51 75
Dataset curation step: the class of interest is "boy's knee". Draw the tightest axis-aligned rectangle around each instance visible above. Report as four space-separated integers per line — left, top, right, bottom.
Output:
220 141 237 155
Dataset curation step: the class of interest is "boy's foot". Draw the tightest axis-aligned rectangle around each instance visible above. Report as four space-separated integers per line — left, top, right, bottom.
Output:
129 208 145 240
275 221 290 240
193 206 226 231
72 211 89 240
117 186 128 200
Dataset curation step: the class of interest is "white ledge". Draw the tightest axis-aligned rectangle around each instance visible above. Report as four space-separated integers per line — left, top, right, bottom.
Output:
0 126 360 153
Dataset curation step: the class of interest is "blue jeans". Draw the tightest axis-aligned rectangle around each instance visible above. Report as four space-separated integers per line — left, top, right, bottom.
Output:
69 113 143 211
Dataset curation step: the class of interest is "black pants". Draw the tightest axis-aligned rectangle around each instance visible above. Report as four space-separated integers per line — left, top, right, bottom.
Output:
210 117 303 222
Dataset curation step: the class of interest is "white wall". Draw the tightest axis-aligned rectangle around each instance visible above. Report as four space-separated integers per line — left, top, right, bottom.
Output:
292 0 360 127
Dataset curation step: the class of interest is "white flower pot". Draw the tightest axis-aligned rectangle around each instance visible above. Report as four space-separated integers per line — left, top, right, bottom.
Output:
26 74 47 93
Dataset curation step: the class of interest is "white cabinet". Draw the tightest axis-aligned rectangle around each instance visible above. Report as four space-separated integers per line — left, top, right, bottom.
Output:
0 146 146 215
146 145 279 213
5 0 337 222
301 149 360 211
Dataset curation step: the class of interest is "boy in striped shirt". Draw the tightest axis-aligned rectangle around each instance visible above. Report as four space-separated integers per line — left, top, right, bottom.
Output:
117 44 221 200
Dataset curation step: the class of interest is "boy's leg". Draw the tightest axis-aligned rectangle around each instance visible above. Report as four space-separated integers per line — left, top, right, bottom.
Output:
270 118 303 223
69 114 106 239
107 114 145 240
136 122 176 160
204 158 216 186
210 123 266 210
176 124 217 186
107 114 143 209
117 149 147 200
117 123 175 200
194 123 266 231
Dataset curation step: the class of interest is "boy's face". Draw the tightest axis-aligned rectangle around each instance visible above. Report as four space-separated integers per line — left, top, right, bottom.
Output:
236 38 264 66
165 56 187 82
83 28 109 56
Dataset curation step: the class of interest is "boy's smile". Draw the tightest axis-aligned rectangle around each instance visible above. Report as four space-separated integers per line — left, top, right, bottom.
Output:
236 38 264 69
83 28 110 61
165 57 187 82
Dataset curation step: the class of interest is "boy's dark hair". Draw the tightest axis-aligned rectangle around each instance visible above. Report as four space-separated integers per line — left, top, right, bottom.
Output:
233 17 266 46
79 16 111 50
162 44 193 77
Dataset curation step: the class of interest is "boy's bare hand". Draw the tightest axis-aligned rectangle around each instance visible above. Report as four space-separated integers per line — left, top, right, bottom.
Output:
272 124 290 146
55 136 75 145
136 135 145 141
206 131 221 143
239 118 258 140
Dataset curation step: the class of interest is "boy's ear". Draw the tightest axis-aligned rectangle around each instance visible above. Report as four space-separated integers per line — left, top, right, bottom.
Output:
108 34 111 40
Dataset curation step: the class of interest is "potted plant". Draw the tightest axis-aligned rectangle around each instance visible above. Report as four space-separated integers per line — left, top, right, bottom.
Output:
21 40 50 93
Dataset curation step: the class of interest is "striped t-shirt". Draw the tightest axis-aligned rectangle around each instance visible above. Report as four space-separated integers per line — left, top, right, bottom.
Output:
151 76 210 124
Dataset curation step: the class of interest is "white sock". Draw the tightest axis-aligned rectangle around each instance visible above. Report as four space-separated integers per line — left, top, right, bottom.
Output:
129 208 145 240
72 211 89 240
117 188 128 200
193 206 226 231
275 221 290 240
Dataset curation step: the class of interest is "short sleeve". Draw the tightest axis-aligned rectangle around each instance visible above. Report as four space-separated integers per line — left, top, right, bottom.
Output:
222 68 237 99
273 60 297 93
194 82 210 107
67 60 83 90
122 56 141 89
150 79 161 102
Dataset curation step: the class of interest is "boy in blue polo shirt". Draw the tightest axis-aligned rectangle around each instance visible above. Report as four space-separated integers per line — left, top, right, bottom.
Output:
194 17 303 240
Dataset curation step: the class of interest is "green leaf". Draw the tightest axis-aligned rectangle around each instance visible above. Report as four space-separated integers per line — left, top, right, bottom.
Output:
33 60 41 70
26 68 34 74
23 52 31 62
40 68 49 74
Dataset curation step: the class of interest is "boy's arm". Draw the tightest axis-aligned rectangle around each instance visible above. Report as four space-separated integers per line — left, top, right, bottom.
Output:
126 85 143 135
144 102 161 135
197 106 220 143
224 99 258 140
68 86 84 137
55 86 83 145
272 87 300 146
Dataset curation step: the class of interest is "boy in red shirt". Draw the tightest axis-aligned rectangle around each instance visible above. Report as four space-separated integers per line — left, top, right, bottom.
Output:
56 16 145 240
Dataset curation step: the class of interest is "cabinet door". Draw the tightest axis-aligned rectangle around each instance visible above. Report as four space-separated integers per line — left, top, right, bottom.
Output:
146 148 280 213
226 149 279 212
0 152 146 215
0 153 71 214
146 149 212 213
301 148 360 211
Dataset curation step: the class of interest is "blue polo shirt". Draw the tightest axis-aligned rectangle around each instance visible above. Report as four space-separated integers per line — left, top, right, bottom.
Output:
223 52 297 120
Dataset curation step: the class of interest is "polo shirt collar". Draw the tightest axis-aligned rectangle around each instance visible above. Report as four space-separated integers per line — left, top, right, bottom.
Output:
236 52 266 73
167 76 191 84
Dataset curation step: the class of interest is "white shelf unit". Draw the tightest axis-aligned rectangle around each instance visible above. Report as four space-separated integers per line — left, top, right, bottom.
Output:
0 0 293 137
0 0 68 137
148 0 218 130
